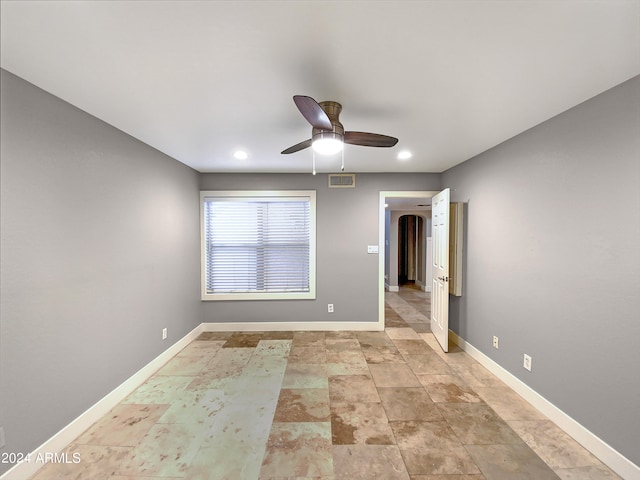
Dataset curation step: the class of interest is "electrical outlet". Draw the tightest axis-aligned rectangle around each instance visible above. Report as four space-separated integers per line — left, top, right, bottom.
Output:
327 304 334 313
492 336 499 349
162 328 168 340
523 353 532 371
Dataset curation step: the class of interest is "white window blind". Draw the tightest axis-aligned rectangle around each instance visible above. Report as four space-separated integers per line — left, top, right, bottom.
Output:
201 191 316 300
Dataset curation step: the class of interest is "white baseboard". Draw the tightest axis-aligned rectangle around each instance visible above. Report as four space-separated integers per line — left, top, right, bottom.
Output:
202 321 383 332
387 285 399 292
449 330 640 480
0 324 204 480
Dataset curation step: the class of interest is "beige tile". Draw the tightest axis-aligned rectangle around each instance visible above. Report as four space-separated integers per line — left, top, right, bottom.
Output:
76 404 168 446
240 353 289 379
407 322 431 333
259 331 295 340
222 332 263 348
369 364 422 388
378 387 443 422
273 388 331 423
356 331 395 347
441 349 476 365
254 339 292 356
329 374 380 403
474 386 546 421
190 398 277 477
386 310 410 327
465 443 560 480
325 330 358 340
400 312 430 324
227 373 284 408
449 363 505 388
260 422 333 477
386 327 422 340
185 371 236 392
333 444 410 479
177 340 225 356
201 347 253 378
325 361 370 375
195 331 232 341
293 331 326 347
418 374 483 403
331 401 395 445
282 363 328 389
186 440 265 480
196 402 276 472
362 343 406 364
288 345 327 363
325 337 361 348
437 403 522 445
325 339 367 365
509 419 601 469
155 354 212 376
403 353 453 375
554 464 622 479
122 375 193 404
419 333 449 355
390 421 480 475
393 339 435 355
117 423 205 477
111 476 182 480
157 387 227 425
408 475 485 480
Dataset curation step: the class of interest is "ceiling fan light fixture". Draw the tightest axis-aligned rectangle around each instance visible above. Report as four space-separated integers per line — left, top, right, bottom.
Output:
232 150 248 160
312 131 344 155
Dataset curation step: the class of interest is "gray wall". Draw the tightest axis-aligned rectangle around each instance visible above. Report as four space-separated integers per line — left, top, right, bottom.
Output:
0 69 202 473
442 75 640 464
200 173 441 324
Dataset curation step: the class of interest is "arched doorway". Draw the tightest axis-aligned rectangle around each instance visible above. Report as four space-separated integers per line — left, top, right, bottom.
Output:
398 214 423 286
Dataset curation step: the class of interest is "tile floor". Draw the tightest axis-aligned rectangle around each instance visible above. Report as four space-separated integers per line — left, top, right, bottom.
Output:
30 287 621 480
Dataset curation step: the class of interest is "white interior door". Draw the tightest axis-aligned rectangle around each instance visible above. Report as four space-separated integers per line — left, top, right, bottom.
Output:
431 188 450 352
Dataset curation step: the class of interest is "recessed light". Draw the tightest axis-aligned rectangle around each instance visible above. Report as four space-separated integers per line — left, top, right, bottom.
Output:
233 150 248 160
397 150 412 160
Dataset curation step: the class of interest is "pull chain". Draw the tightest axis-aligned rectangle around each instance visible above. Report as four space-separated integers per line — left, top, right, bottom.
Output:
312 149 316 175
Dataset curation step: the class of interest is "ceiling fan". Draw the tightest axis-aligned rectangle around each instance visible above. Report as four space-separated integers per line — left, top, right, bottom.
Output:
281 95 398 156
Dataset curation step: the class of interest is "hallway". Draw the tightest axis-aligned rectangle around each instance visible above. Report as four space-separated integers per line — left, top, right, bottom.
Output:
28 288 620 479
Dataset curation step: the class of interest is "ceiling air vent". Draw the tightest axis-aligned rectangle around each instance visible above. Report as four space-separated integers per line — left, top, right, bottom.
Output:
328 173 356 188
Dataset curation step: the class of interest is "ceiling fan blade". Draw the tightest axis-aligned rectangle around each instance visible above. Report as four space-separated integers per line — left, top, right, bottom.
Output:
293 95 333 130
281 139 312 154
344 131 398 148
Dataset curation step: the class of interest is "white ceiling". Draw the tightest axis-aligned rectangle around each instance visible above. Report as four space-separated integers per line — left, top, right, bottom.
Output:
1 1 638 174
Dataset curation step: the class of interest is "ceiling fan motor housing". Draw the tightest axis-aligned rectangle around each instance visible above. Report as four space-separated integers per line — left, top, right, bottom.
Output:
312 101 344 141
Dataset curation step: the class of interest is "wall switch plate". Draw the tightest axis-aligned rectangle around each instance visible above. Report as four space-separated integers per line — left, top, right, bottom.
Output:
367 245 379 254
0 426 6 449
523 354 532 371
492 336 499 349
162 328 168 340
328 304 334 313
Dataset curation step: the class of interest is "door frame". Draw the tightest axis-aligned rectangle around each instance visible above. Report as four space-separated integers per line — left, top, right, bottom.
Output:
378 191 440 328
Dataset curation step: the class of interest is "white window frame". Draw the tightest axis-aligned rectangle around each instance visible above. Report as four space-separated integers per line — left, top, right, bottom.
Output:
200 190 316 301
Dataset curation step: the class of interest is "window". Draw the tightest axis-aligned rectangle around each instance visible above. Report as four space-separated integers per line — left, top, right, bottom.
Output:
200 190 316 300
